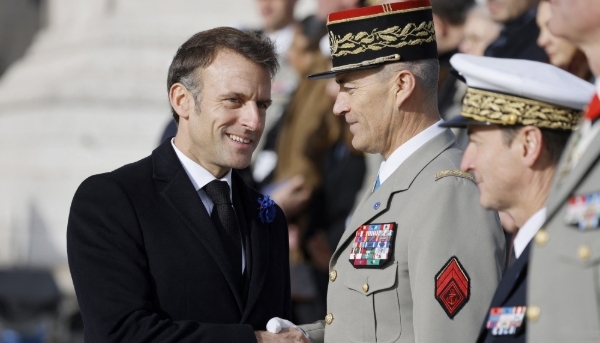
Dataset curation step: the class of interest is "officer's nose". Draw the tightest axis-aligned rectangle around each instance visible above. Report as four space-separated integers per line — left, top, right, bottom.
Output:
460 142 475 173
333 93 350 116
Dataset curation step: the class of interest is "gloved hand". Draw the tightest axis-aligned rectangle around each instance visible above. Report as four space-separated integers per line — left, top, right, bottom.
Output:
266 317 310 339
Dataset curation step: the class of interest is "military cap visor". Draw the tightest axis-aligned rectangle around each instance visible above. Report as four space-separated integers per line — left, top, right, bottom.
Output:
308 0 438 80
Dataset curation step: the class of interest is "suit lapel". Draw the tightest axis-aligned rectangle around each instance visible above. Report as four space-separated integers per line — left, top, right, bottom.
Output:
152 142 244 313
547 129 600 218
332 129 456 265
233 173 270 322
491 243 530 306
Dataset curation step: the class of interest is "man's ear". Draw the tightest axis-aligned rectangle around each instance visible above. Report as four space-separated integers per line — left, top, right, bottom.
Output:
518 126 545 167
169 83 195 121
392 69 417 109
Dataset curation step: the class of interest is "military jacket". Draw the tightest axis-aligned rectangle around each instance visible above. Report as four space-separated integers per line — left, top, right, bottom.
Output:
528 117 600 342
477 244 530 343
301 129 505 343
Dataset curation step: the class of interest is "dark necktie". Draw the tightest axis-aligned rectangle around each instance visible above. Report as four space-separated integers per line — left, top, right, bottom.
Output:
204 180 242 279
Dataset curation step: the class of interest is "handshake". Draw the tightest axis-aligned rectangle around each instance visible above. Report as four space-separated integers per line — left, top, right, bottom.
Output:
255 318 311 343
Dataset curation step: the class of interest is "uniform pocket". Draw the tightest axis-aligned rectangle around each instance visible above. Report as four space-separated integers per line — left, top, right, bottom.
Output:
556 233 600 267
342 262 401 343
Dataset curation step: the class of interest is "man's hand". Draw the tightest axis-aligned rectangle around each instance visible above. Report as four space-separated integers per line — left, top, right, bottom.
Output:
255 328 311 342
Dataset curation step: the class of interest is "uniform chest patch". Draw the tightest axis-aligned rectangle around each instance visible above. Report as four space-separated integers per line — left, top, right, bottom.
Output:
435 256 470 319
565 191 600 230
348 223 397 268
486 306 526 336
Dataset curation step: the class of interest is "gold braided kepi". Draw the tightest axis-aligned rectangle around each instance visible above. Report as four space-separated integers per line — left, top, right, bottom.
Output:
308 0 437 80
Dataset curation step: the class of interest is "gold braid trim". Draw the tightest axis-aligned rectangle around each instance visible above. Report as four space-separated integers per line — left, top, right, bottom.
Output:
329 21 435 57
434 170 476 183
331 54 401 72
462 88 581 130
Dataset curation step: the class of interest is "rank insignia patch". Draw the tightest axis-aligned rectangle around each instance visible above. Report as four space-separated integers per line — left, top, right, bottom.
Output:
348 223 397 268
565 191 600 230
435 256 470 319
486 306 526 336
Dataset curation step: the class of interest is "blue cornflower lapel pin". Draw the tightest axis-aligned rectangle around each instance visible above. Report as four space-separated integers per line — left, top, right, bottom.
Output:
257 195 276 224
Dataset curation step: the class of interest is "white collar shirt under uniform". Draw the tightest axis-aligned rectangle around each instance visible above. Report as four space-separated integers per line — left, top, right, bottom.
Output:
171 139 245 273
513 207 547 259
377 120 446 185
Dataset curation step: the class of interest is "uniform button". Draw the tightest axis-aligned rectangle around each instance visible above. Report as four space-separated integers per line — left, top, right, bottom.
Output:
325 313 334 325
329 270 337 282
534 229 549 247
362 283 369 293
578 245 592 261
526 306 540 322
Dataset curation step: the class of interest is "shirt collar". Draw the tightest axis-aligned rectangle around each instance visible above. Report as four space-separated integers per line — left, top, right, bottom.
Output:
595 78 600 98
514 207 547 258
378 120 445 185
171 139 232 193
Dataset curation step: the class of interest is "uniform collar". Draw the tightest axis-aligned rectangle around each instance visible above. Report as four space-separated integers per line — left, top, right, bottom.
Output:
514 207 546 258
171 138 232 196
377 120 445 185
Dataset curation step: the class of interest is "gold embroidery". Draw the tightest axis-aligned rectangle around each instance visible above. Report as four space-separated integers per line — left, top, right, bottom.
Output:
462 88 581 130
329 21 435 57
331 54 400 72
434 170 476 183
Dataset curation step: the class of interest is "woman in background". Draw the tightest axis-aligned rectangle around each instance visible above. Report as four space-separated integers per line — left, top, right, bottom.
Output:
537 0 592 81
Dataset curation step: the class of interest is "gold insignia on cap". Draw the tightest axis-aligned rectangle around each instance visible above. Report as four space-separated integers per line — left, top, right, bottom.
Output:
330 21 435 58
461 88 581 130
434 170 476 183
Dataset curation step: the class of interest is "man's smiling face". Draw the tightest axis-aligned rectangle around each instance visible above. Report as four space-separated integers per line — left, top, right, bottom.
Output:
186 49 272 176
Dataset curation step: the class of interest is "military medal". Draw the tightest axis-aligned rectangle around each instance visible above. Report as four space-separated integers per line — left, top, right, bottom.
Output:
565 191 600 230
486 306 526 336
349 223 396 268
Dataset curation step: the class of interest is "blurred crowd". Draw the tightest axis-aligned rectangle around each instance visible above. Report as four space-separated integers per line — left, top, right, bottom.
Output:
157 0 595 326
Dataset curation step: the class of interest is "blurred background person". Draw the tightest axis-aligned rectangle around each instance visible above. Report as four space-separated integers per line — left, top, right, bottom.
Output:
459 4 502 56
430 0 474 122
536 0 593 82
485 0 547 62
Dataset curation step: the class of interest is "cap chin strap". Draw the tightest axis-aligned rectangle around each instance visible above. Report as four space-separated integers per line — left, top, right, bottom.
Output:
330 54 401 72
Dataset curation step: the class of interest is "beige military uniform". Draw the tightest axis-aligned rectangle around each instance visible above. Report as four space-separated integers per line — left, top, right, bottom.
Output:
528 122 600 342
301 129 505 343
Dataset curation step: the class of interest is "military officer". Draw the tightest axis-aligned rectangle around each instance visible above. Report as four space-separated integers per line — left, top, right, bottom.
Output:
274 1 507 342
441 53 594 342
527 1 600 342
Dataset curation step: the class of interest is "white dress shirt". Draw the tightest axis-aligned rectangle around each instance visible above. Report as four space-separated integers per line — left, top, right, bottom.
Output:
377 120 446 185
171 139 245 273
513 208 547 259
596 79 600 97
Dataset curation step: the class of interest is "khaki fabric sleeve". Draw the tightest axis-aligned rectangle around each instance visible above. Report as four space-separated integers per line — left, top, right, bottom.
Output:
407 176 505 343
299 320 325 343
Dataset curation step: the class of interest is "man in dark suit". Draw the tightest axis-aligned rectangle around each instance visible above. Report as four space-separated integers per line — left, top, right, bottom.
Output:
441 53 594 342
484 0 547 62
67 27 307 343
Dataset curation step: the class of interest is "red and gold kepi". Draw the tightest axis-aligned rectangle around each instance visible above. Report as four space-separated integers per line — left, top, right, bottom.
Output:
308 0 437 80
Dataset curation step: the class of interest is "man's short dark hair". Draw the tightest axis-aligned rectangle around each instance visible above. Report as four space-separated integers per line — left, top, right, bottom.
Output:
501 126 572 165
167 27 279 123
430 0 475 25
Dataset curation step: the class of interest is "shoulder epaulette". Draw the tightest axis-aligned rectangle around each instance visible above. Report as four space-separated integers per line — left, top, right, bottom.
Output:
434 170 476 183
